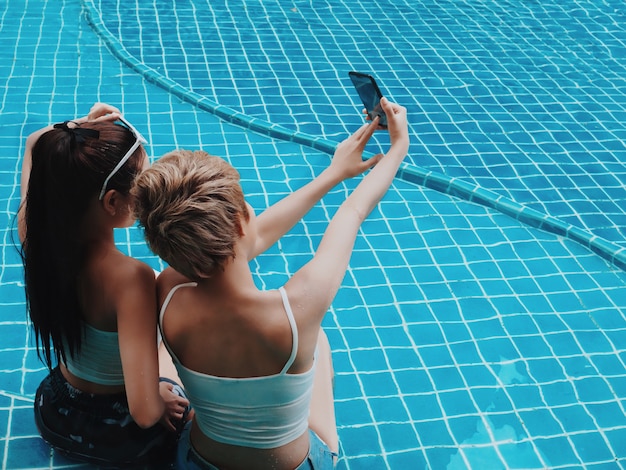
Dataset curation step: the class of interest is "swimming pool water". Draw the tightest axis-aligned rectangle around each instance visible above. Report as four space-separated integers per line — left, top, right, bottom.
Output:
2 0 626 468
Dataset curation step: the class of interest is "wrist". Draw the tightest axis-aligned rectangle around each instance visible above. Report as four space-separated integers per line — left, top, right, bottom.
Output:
319 167 343 187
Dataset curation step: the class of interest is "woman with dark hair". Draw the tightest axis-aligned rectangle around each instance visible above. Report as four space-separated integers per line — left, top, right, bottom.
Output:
18 103 190 467
132 97 408 470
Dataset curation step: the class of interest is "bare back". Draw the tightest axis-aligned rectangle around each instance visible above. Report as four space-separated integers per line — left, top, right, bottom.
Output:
157 267 318 470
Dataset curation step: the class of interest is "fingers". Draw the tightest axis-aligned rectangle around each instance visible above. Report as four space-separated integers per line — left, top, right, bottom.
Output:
87 102 122 123
381 97 407 120
353 116 380 141
362 153 384 170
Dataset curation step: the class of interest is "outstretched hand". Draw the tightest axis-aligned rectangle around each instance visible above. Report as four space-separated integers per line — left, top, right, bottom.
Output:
329 118 384 181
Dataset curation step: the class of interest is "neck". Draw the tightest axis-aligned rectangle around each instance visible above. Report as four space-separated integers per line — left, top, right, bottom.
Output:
196 246 256 295
79 198 118 247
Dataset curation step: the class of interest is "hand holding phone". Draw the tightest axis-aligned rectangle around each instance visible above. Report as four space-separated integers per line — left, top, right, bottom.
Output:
349 71 388 128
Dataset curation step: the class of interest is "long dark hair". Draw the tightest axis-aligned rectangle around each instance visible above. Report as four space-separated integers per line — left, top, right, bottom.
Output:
21 120 146 369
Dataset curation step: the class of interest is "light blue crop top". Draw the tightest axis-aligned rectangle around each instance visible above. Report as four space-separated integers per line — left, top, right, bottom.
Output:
159 283 316 449
62 323 125 386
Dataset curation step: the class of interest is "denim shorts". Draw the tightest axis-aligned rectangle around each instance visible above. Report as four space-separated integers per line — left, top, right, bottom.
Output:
34 366 185 468
177 423 337 470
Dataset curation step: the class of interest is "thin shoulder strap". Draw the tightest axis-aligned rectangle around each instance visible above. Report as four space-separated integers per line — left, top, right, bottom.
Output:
278 287 298 375
158 282 197 362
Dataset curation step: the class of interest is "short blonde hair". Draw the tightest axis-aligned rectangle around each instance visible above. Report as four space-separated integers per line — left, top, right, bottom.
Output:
132 149 249 279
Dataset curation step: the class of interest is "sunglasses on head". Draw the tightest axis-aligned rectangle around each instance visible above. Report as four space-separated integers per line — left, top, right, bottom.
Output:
98 116 147 200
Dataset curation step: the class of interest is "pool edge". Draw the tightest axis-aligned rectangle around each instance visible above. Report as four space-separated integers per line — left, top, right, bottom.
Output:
80 0 626 273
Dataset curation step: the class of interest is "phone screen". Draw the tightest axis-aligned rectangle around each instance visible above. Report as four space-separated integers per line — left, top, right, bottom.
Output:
349 71 387 127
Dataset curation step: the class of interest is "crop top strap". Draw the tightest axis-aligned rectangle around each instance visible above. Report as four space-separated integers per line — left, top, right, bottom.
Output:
159 282 198 362
278 287 298 375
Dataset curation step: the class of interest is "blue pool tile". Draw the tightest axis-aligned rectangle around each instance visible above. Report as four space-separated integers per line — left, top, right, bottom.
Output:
429 366 466 391
590 354 626 377
574 376 615 403
414 419 455 447
534 436 581 467
489 298 528 315
408 323 445 347
547 332 584 356
448 415 486 445
438 389 477 417
334 374 362 401
341 328 381 350
464 445 507 470
502 315 540 336
552 405 596 433
499 441 545 469
590 309 626 330
469 318 507 338
393 369 434 395
6 437 53 469
541 380 579 407
441 322 472 342
507 384 545 409
332 351 358 375
478 338 520 363
519 408 563 437
360 373 399 398
425 447 459 470
0 409 7 437
9 406 39 437
471 388 514 414
526 358 566 383
384 347 423 371
569 432 614 463
424 300 462 322
404 394 443 422
419 345 454 368
513 335 554 359
449 341 482 365
605 428 626 460
369 397 410 424
386 450 428 470
586 401 626 429
375 327 414 348
519 295 554 317
561 356 597 379
336 398 375 427
489 412 527 441
378 423 421 453
337 425 382 458
574 331 614 355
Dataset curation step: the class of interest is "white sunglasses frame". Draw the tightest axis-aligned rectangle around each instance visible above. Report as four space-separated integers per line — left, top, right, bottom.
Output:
98 117 147 200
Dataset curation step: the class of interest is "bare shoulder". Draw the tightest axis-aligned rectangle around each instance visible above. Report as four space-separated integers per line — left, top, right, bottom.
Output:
283 269 332 319
110 254 156 287
156 267 194 304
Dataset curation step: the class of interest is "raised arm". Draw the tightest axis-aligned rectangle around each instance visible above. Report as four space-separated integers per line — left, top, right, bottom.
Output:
17 103 122 243
250 130 383 259
289 98 409 324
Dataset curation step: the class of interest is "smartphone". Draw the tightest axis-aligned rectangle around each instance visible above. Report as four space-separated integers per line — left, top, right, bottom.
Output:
349 71 387 128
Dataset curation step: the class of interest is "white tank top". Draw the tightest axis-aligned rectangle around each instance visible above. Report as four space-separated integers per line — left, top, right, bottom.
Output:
159 284 316 449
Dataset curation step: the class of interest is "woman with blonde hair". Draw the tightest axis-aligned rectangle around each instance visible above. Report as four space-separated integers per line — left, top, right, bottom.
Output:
132 97 409 469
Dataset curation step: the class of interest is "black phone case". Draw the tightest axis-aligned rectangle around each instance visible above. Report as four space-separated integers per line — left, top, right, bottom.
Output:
349 71 387 127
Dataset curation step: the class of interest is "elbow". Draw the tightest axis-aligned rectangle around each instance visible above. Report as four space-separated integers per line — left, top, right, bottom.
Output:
132 412 160 430
129 403 163 429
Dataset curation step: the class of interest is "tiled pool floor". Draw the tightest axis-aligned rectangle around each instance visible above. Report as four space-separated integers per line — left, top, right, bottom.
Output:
2 0 626 469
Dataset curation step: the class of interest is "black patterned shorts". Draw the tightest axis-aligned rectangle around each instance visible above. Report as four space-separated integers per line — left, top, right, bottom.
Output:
34 366 181 468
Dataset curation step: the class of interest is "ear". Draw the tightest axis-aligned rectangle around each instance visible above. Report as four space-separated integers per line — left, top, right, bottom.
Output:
100 189 121 217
